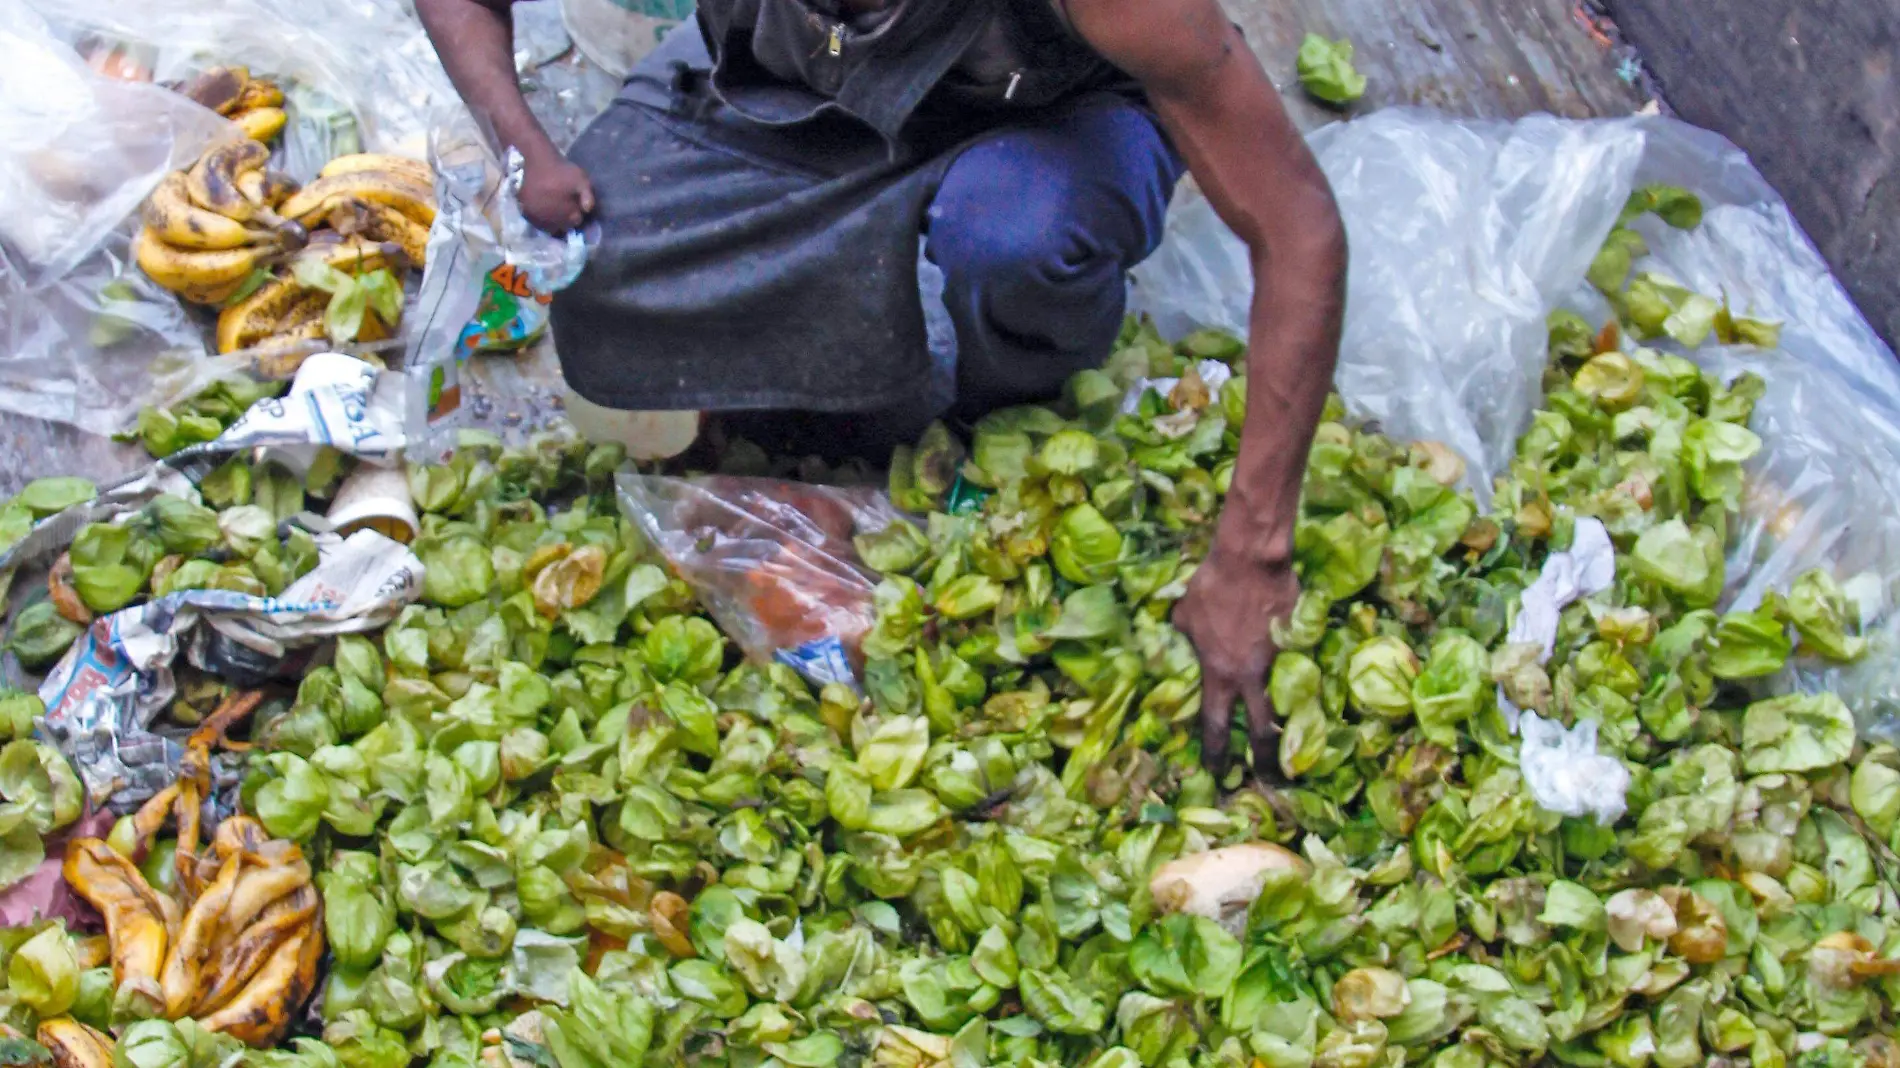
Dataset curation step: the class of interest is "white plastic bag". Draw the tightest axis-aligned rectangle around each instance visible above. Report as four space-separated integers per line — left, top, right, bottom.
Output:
0 2 232 284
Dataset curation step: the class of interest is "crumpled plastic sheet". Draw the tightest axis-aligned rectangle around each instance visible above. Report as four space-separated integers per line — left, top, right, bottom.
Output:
1130 110 1900 741
619 474 902 689
0 0 463 495
1491 518 1630 822
1518 714 1631 826
31 0 455 167
1133 111 1642 494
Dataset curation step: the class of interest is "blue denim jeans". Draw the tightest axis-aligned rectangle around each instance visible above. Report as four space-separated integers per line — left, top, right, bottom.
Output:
721 98 1185 456
923 99 1189 422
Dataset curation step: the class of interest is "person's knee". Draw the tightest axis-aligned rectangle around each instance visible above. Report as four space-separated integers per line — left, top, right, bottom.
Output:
926 191 1093 295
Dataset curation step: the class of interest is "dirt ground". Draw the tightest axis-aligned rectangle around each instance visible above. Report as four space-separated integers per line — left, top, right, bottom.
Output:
1223 0 1653 129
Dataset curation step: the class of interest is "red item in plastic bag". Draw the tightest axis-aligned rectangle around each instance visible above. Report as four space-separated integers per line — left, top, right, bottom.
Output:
618 475 902 686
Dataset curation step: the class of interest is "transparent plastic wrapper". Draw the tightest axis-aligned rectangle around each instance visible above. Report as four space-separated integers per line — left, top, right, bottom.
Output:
405 33 613 453
29 0 457 173
0 1 233 285
618 473 903 687
1555 123 1900 742
406 136 592 449
455 148 590 354
0 3 231 488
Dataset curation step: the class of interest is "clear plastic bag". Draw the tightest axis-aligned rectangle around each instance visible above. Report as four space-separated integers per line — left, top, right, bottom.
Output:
0 0 464 490
618 474 901 687
1131 110 1900 739
0 1 233 285
1131 110 1644 495
30 0 458 170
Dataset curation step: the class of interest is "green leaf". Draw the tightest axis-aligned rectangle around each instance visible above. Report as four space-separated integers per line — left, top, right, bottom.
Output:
1740 692 1855 773
1296 33 1367 103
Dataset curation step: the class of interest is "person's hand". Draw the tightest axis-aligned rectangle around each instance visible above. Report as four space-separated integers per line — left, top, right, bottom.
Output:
1173 544 1301 779
519 151 595 234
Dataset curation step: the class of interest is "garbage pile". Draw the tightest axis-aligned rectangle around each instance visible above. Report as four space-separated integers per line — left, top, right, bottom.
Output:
0 173 1891 1068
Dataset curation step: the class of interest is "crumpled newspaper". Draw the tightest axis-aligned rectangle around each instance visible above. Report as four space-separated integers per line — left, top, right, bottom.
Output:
175 351 416 473
0 354 415 600
38 528 424 809
1493 517 1632 825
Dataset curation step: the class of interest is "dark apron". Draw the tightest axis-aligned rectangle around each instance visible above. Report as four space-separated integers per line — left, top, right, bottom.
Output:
550 0 1126 416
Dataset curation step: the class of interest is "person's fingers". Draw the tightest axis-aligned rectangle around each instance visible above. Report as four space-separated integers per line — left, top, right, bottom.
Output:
578 183 597 215
1243 680 1281 784
1200 674 1234 777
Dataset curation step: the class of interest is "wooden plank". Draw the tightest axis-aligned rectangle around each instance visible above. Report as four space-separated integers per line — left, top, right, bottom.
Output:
1606 0 1900 351
1221 0 1652 129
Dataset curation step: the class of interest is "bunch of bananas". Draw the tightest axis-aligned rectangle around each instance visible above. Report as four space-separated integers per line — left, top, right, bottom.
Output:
214 153 438 356
54 695 322 1050
179 67 290 144
135 136 305 307
137 130 436 355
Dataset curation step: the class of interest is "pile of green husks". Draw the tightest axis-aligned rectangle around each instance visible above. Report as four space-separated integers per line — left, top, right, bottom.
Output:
0 186 1895 1068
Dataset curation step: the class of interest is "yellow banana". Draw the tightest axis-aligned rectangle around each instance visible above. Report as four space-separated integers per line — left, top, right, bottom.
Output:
217 275 323 354
62 840 171 1018
231 78 284 112
211 853 311 946
318 153 434 187
211 815 272 858
159 851 244 1018
232 107 287 144
186 140 299 235
197 919 321 1048
142 172 279 251
296 233 403 276
234 169 301 208
326 198 429 267
36 1019 114 1068
281 170 437 229
134 228 278 297
192 885 318 1017
180 66 248 116
186 139 271 216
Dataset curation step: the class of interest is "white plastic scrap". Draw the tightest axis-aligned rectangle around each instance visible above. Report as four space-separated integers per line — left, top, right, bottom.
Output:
1518 713 1631 825
1495 517 1631 825
1119 359 1235 415
1504 517 1616 660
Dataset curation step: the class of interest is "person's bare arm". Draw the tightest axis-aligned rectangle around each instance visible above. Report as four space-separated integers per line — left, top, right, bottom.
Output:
1066 0 1348 777
415 0 595 231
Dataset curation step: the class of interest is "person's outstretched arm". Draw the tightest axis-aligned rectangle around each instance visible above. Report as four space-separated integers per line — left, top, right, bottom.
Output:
1066 0 1348 777
415 0 596 232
